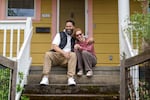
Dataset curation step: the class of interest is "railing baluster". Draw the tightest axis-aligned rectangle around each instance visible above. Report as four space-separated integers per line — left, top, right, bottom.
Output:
17 27 21 56
10 27 13 58
130 28 133 49
3 28 7 57
136 32 139 50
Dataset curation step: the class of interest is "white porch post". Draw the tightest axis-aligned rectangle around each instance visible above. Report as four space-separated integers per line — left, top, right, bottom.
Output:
118 1 139 100
118 0 130 59
118 0 130 100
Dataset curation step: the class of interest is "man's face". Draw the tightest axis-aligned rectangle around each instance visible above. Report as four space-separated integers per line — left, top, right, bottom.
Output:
65 22 74 35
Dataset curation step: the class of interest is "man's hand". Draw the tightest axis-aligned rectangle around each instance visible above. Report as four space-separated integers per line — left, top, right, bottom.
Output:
62 52 70 59
53 44 71 59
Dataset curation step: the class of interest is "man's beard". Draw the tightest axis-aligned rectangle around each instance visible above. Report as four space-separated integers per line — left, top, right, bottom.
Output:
66 29 73 35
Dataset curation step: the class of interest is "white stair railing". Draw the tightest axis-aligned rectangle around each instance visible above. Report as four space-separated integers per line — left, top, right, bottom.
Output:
0 17 33 100
121 23 139 100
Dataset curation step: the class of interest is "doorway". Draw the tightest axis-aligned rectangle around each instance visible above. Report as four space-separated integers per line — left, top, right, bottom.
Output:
59 0 85 33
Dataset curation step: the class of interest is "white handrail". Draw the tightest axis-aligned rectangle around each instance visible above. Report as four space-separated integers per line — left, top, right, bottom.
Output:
121 23 139 100
16 18 33 100
0 17 33 100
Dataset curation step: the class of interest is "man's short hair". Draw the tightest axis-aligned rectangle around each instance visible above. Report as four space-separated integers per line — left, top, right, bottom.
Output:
66 19 75 26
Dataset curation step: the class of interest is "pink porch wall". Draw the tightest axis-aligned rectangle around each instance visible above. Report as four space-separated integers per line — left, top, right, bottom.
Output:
0 0 5 20
88 0 93 38
51 0 57 40
35 0 41 21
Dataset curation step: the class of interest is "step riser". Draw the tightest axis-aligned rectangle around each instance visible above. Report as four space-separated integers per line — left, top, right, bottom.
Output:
23 85 119 94
29 66 120 75
27 75 120 84
23 96 119 100
30 71 120 75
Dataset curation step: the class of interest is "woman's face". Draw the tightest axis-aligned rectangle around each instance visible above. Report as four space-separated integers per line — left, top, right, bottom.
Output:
75 30 84 41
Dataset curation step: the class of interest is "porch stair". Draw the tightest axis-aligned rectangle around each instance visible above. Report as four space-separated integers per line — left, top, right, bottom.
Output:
22 66 120 100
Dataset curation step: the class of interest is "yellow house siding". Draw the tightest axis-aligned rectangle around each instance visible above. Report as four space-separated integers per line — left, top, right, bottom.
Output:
33 0 120 66
0 30 24 56
130 0 143 52
93 0 119 66
0 0 142 67
31 0 52 66
31 0 141 66
130 0 142 14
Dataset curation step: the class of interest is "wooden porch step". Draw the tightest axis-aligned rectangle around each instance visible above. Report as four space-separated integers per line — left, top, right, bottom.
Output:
27 66 120 84
22 94 119 100
27 74 120 84
29 66 120 75
23 84 119 94
22 66 120 100
22 84 119 100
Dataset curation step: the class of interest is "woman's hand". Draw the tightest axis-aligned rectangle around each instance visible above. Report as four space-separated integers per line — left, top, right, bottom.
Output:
74 44 81 50
86 37 94 44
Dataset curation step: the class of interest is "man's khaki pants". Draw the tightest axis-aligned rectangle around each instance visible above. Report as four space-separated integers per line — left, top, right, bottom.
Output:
42 51 77 78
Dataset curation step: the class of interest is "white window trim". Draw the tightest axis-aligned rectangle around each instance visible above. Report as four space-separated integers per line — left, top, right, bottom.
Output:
6 0 36 19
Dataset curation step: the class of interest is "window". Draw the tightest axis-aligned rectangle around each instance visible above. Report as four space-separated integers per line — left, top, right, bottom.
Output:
7 0 35 17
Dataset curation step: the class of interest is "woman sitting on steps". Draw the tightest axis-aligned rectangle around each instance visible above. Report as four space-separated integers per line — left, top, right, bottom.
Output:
73 28 97 77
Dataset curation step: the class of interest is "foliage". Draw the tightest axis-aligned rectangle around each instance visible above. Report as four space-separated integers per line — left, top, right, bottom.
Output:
17 72 29 100
21 95 29 100
17 72 24 92
126 1 150 99
0 68 10 100
128 13 150 43
0 69 29 100
124 0 150 48
138 80 150 100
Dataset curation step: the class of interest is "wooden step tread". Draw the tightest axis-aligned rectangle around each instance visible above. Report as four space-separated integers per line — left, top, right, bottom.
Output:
25 84 118 86
22 94 119 100
27 74 120 85
30 66 120 71
29 66 120 75
23 84 120 100
23 93 119 97
23 84 119 94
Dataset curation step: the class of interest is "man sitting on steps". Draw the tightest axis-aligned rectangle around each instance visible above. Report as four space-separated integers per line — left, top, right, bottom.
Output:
40 19 77 86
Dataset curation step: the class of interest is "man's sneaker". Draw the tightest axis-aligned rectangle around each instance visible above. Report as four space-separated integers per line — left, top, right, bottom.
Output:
68 77 76 86
77 70 83 76
40 76 49 85
86 70 93 77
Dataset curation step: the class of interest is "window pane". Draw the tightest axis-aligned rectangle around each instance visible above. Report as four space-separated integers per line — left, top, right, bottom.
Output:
8 0 34 17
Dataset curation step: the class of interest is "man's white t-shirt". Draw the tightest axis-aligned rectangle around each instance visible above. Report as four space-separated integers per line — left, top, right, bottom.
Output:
52 33 72 52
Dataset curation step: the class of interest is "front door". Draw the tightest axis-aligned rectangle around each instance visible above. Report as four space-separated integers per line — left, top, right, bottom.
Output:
59 0 85 33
